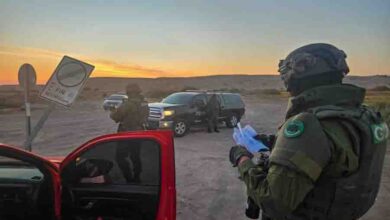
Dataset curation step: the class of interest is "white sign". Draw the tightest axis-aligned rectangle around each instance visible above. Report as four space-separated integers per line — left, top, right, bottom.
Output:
40 56 94 107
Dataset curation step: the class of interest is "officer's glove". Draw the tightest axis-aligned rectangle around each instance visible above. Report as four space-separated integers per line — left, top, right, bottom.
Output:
253 151 271 171
254 134 276 149
229 145 253 167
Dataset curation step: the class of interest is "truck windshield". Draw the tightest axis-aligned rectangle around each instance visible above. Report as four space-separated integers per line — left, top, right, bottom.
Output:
162 93 193 104
108 95 126 100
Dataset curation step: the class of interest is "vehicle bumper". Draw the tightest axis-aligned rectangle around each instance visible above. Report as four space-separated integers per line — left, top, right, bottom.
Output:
148 119 173 130
103 102 119 109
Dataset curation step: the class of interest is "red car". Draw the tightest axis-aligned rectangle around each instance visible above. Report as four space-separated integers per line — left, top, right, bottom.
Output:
0 130 176 220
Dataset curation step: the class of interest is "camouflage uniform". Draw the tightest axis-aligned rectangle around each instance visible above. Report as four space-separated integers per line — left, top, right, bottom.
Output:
110 84 149 183
110 95 148 132
231 44 388 220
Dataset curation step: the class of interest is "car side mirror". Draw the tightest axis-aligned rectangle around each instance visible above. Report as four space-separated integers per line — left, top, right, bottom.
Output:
76 158 113 178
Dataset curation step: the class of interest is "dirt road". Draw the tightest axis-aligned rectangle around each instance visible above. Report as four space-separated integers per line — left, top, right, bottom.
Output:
0 97 389 219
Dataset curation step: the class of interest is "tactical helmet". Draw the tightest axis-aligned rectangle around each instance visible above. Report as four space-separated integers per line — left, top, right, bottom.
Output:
126 83 142 95
278 43 350 92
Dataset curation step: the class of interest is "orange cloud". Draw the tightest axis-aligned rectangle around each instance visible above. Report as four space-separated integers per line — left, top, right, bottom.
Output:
0 45 186 84
90 59 173 78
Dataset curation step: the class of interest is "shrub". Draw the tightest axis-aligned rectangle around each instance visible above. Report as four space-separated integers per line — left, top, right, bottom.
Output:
247 89 281 96
0 97 23 109
181 86 198 91
219 88 242 93
145 89 177 99
260 89 281 95
369 86 390 91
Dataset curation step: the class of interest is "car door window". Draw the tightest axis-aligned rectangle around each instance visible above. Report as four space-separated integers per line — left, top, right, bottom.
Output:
61 139 161 220
192 95 207 108
66 139 160 185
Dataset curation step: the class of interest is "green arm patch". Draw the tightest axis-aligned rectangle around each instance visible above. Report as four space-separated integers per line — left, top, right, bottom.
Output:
284 120 305 138
371 122 389 144
270 112 331 182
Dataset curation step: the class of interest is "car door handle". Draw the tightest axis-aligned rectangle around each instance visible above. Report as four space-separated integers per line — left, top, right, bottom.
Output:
81 200 98 210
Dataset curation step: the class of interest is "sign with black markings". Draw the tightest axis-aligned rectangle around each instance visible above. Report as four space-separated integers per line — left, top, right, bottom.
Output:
40 56 94 107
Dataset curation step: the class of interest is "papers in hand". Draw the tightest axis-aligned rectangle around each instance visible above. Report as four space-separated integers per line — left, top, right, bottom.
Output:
233 123 269 153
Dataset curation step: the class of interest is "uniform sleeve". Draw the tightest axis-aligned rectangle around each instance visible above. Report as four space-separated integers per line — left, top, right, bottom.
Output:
110 103 129 122
237 112 332 216
238 161 314 216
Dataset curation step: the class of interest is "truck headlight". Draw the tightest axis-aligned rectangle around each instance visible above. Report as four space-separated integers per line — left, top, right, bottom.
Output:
163 110 175 117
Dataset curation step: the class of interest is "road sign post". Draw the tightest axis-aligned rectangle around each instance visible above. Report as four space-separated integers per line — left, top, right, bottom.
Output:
18 57 94 151
18 64 37 151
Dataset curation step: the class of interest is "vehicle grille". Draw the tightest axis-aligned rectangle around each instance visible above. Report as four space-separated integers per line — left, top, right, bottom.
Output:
149 107 162 119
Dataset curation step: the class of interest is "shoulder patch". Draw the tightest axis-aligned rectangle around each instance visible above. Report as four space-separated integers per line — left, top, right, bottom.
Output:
284 119 305 138
371 122 389 144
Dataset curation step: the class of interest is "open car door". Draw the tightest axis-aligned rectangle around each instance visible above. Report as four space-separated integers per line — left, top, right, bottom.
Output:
0 144 61 220
60 130 176 220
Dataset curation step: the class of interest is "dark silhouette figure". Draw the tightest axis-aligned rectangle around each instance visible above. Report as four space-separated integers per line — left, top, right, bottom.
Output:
206 94 220 133
110 83 149 183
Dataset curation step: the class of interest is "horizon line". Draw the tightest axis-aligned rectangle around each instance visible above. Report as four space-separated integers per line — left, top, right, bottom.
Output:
1 74 389 86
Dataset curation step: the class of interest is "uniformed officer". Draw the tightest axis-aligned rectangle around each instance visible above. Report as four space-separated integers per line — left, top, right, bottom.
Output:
110 83 148 132
110 83 149 183
206 94 220 133
229 43 388 220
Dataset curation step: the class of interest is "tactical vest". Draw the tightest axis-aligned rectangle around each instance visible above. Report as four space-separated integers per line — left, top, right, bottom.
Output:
287 105 388 220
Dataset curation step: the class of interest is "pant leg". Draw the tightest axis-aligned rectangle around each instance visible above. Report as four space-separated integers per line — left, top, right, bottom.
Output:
116 142 133 182
129 142 142 181
213 113 219 130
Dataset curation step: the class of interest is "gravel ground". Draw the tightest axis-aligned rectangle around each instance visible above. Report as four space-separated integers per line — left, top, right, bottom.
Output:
0 97 388 219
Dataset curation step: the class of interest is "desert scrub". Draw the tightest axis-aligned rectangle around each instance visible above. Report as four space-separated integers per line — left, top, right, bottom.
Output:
365 90 390 130
145 89 177 99
246 88 289 99
0 96 23 109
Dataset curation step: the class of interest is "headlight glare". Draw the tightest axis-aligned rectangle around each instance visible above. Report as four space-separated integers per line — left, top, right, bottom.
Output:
163 110 175 117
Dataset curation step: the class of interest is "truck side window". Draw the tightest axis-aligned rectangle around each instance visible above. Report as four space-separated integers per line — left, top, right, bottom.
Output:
217 95 223 105
192 95 207 107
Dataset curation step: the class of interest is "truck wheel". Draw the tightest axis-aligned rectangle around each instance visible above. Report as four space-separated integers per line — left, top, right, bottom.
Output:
173 120 188 137
226 114 238 128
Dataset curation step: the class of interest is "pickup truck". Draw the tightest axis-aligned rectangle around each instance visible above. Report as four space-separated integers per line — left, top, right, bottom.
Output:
102 94 128 110
0 131 175 220
147 91 245 137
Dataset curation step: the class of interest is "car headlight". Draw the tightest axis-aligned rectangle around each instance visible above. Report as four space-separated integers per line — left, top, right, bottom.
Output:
163 110 175 117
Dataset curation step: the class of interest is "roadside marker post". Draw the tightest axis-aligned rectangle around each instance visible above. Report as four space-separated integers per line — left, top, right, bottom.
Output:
19 56 94 151
18 64 37 151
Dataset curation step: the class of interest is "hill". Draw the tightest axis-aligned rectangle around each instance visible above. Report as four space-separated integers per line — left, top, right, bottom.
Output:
84 75 390 93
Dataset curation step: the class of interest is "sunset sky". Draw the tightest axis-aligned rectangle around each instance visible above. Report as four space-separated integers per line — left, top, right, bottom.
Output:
1 0 389 84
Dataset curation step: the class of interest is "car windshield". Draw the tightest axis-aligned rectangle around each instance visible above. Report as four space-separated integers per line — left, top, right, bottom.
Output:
162 93 194 104
108 95 126 100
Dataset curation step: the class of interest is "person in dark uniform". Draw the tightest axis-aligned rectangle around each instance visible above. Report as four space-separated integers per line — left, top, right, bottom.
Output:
206 94 220 133
110 83 149 183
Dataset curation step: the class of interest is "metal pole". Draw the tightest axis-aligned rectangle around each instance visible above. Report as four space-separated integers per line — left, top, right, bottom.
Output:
24 76 32 151
24 103 55 149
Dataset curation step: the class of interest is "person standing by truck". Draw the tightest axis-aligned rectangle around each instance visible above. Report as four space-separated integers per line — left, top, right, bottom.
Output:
110 83 149 182
206 93 220 133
